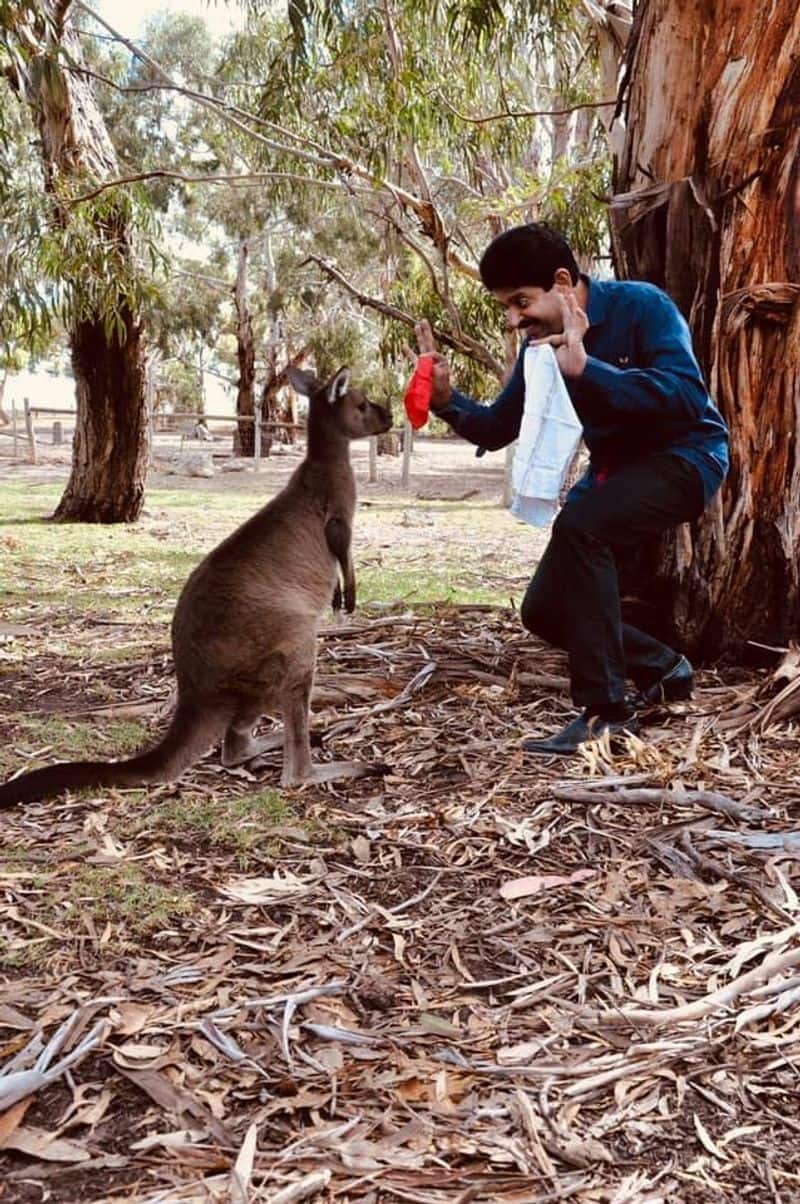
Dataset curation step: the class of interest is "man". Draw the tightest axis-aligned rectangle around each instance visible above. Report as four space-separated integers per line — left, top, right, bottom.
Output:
414 223 729 755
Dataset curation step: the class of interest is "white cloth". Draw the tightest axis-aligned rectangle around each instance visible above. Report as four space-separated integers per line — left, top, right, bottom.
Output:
510 344 583 527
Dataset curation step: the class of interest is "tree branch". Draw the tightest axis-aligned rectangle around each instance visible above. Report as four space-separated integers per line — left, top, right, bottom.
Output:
73 1 480 282
170 267 231 291
66 168 368 207
303 254 503 379
430 90 617 126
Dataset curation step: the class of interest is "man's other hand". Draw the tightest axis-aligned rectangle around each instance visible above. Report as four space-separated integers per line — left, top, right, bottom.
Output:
529 287 588 378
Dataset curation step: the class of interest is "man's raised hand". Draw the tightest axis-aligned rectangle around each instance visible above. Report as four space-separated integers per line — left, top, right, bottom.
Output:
530 287 588 378
404 319 452 411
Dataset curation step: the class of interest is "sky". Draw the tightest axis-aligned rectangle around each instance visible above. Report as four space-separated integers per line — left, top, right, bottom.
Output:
94 0 247 41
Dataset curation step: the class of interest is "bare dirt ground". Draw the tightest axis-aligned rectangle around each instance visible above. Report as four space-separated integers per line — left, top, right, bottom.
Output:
1 435 799 1203
0 425 513 501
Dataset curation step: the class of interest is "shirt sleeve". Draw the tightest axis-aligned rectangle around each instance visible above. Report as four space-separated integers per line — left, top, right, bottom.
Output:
581 291 709 420
437 349 526 451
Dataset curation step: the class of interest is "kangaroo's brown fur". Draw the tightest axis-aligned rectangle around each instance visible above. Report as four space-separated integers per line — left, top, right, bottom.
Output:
0 366 392 808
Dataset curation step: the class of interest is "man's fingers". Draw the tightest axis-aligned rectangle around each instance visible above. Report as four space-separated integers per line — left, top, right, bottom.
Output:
402 342 418 367
414 318 437 355
530 333 566 348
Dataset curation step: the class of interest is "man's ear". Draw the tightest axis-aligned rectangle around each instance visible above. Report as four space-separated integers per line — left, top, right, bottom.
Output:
553 267 574 289
287 366 320 398
325 366 350 405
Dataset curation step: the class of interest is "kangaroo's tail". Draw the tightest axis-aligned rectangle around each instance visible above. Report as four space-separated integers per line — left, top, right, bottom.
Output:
0 701 230 809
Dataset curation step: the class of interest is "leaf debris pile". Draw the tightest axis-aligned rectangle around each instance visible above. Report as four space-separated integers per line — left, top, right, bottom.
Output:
1 606 799 1202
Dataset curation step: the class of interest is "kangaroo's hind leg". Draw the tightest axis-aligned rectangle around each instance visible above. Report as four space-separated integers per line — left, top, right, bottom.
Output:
220 651 289 769
279 654 387 787
221 704 284 768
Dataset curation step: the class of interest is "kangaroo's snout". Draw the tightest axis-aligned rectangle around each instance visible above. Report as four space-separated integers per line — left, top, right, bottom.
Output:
370 402 393 436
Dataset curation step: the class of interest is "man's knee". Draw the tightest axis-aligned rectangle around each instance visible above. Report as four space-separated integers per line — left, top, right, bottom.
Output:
552 503 594 544
521 587 561 644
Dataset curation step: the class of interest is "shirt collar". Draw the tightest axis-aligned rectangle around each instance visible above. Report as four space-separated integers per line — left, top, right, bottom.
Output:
583 274 611 327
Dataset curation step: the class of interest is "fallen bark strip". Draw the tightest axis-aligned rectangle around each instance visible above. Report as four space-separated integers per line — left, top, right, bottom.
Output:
581 944 800 1028
552 785 770 822
679 831 795 925
324 661 438 739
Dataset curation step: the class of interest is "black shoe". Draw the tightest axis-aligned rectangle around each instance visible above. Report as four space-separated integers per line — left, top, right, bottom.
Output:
636 655 694 707
522 708 640 757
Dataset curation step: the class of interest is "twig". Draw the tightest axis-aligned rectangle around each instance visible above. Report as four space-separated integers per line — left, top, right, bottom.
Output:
339 870 445 940
67 169 366 207
267 1170 333 1203
431 91 617 125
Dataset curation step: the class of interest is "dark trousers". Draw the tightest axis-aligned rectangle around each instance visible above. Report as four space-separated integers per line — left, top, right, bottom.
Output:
520 453 706 708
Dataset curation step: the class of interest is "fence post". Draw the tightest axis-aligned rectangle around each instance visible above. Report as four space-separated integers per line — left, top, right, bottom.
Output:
368 435 377 483
23 397 37 465
254 398 262 472
11 399 18 457
401 419 412 490
503 441 515 508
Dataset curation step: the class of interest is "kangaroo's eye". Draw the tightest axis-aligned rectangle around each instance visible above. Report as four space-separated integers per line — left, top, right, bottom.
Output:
358 402 367 412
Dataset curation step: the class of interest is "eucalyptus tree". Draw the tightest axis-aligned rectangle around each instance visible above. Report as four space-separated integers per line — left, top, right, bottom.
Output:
0 0 160 522
229 0 610 400
0 87 63 417
610 0 800 655
286 0 800 658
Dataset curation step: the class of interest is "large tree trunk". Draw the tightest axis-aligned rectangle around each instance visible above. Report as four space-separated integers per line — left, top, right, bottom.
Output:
232 239 256 457
56 309 148 522
610 0 800 657
11 3 151 522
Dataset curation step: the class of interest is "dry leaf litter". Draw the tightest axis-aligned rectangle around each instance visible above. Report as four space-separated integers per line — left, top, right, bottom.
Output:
1 607 799 1203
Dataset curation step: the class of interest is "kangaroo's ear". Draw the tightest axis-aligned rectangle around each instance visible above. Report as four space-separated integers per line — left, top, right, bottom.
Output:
325 366 350 405
287 366 319 398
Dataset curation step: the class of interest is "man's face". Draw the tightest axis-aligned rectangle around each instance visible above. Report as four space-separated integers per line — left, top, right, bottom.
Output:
492 284 566 341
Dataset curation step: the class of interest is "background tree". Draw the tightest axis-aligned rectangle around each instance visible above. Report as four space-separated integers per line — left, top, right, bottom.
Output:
0 0 159 522
244 0 611 396
3 0 617 512
610 0 800 656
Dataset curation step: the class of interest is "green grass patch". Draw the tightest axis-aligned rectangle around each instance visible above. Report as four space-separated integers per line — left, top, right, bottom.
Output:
129 787 299 866
0 717 149 779
0 483 534 624
358 564 504 606
12 716 148 758
59 863 196 937
1 861 198 967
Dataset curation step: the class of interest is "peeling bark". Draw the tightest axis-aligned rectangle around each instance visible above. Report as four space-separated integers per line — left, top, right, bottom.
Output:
611 0 800 655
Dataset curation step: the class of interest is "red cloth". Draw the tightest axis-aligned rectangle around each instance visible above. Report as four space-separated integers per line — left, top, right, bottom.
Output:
403 355 433 430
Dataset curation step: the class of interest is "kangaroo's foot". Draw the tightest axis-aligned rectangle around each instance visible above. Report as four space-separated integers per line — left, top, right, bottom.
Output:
280 759 390 788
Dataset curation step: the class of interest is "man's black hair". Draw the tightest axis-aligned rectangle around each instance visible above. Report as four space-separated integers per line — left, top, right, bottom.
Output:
479 223 580 291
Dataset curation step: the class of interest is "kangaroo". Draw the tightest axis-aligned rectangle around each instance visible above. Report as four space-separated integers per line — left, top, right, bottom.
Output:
0 366 392 808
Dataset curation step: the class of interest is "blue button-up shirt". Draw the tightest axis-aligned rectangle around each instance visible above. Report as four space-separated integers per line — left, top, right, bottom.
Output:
440 277 729 504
